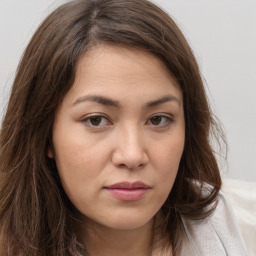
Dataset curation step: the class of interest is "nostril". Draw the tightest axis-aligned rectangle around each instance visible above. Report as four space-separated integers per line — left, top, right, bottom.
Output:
116 161 146 170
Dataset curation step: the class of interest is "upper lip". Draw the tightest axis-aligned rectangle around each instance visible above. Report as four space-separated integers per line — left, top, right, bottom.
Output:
105 181 150 189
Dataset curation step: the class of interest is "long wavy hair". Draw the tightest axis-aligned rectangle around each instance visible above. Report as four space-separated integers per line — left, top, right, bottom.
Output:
0 0 224 255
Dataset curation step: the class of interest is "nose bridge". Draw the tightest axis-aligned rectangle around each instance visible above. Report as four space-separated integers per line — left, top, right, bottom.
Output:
112 122 148 169
123 123 142 153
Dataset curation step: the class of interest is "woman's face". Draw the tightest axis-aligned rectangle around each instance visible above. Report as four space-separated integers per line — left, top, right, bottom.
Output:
49 45 185 231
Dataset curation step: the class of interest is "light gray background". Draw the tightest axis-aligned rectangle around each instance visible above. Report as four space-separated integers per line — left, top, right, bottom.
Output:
1 0 255 181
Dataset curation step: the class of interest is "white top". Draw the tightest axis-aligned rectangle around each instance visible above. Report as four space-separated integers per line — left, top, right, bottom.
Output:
181 191 248 256
222 178 256 256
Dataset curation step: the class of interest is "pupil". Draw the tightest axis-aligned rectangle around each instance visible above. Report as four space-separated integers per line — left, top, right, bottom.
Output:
90 116 102 126
151 116 161 125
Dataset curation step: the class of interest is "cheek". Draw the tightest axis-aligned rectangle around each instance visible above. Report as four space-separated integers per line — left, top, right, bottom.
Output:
54 143 103 188
151 133 185 195
53 125 106 172
52 134 105 204
54 148 101 215
153 133 184 171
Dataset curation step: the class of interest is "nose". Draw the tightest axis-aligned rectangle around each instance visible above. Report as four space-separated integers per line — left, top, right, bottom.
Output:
111 125 149 170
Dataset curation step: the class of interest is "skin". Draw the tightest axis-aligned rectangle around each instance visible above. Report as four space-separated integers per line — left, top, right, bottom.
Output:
48 45 185 256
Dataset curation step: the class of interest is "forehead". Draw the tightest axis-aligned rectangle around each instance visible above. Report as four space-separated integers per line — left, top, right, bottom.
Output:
66 44 182 105
76 45 175 81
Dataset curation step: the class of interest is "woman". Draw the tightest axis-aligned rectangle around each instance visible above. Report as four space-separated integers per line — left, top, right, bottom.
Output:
0 0 247 255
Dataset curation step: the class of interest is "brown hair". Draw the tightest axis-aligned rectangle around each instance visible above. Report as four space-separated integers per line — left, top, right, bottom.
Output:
0 0 224 255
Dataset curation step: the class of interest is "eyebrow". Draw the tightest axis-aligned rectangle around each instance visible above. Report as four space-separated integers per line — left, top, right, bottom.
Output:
72 95 121 108
72 94 180 108
146 95 181 107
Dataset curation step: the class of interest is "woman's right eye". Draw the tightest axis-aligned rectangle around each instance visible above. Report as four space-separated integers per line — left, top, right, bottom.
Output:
81 115 111 128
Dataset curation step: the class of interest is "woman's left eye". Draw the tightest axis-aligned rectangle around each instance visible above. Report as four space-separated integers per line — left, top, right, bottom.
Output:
81 115 111 127
147 115 173 127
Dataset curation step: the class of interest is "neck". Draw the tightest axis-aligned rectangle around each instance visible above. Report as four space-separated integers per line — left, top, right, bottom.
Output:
81 218 155 256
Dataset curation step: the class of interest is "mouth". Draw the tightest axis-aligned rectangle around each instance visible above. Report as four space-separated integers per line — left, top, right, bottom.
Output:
104 181 151 201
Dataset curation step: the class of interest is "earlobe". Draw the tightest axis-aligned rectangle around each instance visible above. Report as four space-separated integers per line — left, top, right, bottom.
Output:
47 147 54 159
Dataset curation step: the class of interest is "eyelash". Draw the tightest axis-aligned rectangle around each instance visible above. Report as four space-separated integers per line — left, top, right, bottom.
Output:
81 114 111 128
147 114 174 127
80 114 174 128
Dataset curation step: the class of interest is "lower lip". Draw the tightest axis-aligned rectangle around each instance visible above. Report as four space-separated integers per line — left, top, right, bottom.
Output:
104 188 149 201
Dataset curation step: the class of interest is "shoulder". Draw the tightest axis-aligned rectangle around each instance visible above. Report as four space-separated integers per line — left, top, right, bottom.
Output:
181 191 248 256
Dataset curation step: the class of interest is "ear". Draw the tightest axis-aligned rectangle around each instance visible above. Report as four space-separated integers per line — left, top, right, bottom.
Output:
47 147 54 159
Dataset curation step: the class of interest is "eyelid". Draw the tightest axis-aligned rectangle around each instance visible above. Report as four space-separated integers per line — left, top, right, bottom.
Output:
79 112 174 129
80 113 112 128
146 113 174 127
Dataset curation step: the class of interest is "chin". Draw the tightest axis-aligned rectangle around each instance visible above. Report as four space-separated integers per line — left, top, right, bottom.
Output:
105 217 154 231
86 212 155 232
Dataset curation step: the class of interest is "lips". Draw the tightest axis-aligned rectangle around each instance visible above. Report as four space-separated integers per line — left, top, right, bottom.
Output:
104 181 150 201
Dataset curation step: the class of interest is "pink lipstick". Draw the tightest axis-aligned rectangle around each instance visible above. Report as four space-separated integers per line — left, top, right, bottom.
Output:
104 181 150 201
